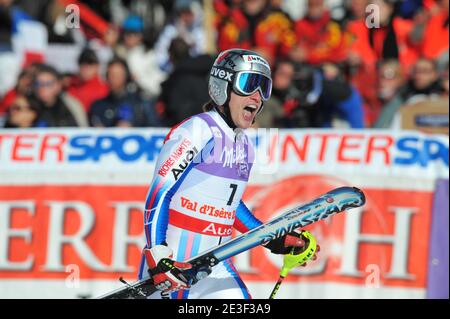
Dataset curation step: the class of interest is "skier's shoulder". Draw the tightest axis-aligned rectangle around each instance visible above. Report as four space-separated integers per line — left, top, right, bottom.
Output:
164 113 213 146
178 112 216 133
202 109 255 147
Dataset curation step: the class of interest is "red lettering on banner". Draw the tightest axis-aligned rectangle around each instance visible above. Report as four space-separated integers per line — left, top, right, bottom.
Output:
365 135 393 165
337 134 364 163
282 134 309 162
0 185 146 280
0 180 437 298
3 203 34 267
12 134 38 161
268 134 278 163
316 133 338 162
39 134 67 162
240 179 433 290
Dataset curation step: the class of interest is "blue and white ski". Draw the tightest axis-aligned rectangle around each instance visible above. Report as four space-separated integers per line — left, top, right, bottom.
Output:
99 186 365 299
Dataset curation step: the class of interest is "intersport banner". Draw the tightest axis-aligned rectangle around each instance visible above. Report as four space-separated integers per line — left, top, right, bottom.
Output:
0 128 448 299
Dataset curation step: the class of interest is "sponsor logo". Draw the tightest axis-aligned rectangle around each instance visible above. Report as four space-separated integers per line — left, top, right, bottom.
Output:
219 144 249 178
199 204 236 220
171 146 199 181
180 197 236 220
0 178 435 296
202 222 233 236
210 67 233 81
221 145 246 168
415 114 449 127
69 134 164 162
223 55 236 69
266 133 448 168
169 209 234 237
0 132 447 171
180 196 198 212
158 138 192 177
259 190 364 244
243 55 269 67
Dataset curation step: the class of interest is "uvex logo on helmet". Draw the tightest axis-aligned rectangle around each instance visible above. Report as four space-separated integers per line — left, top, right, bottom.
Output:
210 67 234 82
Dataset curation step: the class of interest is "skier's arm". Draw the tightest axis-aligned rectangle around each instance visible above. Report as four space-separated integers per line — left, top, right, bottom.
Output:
234 200 263 233
235 201 319 260
143 118 213 291
144 117 212 248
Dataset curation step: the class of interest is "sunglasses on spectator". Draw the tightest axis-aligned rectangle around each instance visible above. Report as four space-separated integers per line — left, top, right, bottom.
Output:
413 67 435 74
380 68 399 80
10 104 34 112
35 79 57 88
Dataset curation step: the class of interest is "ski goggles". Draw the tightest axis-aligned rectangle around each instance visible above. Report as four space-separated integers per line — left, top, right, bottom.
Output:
234 71 272 101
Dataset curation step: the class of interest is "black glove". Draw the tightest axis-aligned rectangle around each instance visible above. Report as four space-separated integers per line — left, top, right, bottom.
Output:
263 230 306 255
181 264 213 285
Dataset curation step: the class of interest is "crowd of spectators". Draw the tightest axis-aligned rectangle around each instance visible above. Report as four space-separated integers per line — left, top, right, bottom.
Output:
0 0 448 130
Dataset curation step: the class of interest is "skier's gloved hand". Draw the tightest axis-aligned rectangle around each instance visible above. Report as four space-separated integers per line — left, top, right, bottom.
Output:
182 264 213 286
263 230 320 265
144 245 193 293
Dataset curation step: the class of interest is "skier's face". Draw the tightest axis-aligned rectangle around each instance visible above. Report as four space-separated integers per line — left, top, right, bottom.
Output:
228 91 262 129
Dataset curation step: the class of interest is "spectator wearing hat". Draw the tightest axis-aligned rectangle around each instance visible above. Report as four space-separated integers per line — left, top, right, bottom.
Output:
67 48 109 112
0 63 39 115
116 14 146 59
116 14 166 99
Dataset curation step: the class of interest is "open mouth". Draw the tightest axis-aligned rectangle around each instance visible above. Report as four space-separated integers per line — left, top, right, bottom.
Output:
244 105 258 114
243 105 258 122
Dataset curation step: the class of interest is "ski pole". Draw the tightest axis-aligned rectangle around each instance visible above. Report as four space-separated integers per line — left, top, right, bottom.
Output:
269 231 317 299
